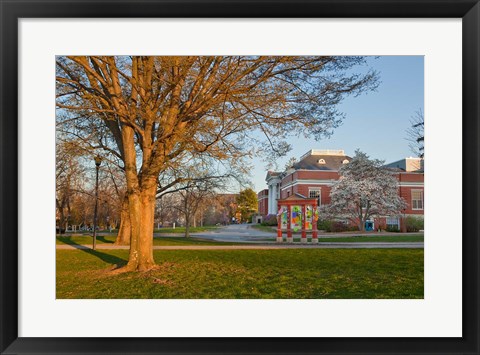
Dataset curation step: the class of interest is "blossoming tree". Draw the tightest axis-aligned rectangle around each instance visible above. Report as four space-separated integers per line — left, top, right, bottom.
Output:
322 150 407 231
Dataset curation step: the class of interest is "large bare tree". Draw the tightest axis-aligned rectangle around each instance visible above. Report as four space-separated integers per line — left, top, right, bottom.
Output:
56 140 86 233
56 56 378 271
406 109 424 158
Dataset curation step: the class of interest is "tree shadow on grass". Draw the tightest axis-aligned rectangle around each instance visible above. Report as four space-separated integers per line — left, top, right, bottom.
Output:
96 235 115 244
82 248 127 268
57 237 127 267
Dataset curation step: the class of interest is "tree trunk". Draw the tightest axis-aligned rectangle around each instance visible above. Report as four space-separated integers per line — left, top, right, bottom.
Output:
185 214 190 238
124 184 156 271
115 195 131 245
359 214 367 232
59 212 65 234
115 125 156 272
56 198 66 234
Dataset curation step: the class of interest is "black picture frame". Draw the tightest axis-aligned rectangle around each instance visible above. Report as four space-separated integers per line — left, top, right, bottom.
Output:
1 1 479 354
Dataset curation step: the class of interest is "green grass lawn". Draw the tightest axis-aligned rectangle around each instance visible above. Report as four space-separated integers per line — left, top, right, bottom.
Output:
56 235 245 246
56 249 424 299
56 235 117 245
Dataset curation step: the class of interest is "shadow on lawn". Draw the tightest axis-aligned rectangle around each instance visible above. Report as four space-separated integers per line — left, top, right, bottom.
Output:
96 235 115 244
58 237 127 267
58 235 114 244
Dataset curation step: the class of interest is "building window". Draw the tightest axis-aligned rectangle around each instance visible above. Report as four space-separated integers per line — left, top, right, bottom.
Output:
386 216 400 229
411 190 423 210
343 159 349 164
317 159 326 164
309 188 321 206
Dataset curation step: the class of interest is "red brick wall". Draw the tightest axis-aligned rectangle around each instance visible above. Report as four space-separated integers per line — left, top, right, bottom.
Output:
296 170 340 180
293 184 333 205
398 172 424 183
278 170 424 216
257 189 269 216
399 186 424 214
280 170 340 202
280 173 294 188
281 186 294 199
397 173 424 214
275 166 424 228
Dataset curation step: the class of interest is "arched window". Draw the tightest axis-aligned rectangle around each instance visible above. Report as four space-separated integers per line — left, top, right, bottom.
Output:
318 159 326 164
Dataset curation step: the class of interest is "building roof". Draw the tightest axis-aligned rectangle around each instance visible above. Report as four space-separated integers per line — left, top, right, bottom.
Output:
266 170 282 181
292 154 351 171
384 157 424 173
266 171 281 176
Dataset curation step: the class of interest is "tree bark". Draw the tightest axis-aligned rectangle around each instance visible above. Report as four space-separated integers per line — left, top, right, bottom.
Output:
115 195 131 245
124 184 156 271
117 125 156 272
184 211 191 238
56 198 66 234
358 208 365 232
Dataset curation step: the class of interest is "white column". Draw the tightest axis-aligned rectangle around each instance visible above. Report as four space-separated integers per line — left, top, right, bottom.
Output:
272 183 278 213
268 185 272 214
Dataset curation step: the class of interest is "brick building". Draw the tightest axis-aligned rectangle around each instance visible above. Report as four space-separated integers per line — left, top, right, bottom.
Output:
258 149 424 232
257 188 269 216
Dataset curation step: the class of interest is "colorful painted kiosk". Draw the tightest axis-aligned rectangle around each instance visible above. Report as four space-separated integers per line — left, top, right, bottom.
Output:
276 194 319 243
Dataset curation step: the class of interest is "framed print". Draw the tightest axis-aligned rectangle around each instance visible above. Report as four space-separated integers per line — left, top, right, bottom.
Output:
1 1 479 354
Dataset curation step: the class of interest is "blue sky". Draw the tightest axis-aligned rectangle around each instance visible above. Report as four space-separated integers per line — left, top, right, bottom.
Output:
248 55 424 193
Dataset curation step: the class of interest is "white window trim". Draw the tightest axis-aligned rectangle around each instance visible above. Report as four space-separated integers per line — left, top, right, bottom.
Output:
411 189 424 210
308 188 321 206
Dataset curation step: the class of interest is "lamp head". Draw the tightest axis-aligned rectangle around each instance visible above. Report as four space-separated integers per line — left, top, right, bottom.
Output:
94 155 102 167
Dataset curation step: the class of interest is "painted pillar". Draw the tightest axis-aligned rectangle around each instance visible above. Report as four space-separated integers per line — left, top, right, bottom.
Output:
312 203 318 243
301 204 307 243
286 204 293 243
276 206 283 243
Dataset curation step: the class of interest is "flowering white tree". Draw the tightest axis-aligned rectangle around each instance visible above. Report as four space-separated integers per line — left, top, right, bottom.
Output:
321 150 407 231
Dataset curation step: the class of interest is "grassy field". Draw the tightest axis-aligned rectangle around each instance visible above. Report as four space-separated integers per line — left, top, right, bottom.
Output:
56 235 244 246
56 249 424 299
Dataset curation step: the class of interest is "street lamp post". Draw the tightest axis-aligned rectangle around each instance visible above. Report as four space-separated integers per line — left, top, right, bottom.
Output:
66 213 70 233
92 155 102 250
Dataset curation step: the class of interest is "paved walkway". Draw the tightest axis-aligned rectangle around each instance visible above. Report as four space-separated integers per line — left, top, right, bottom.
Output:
58 225 423 250
169 224 423 243
64 224 423 243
